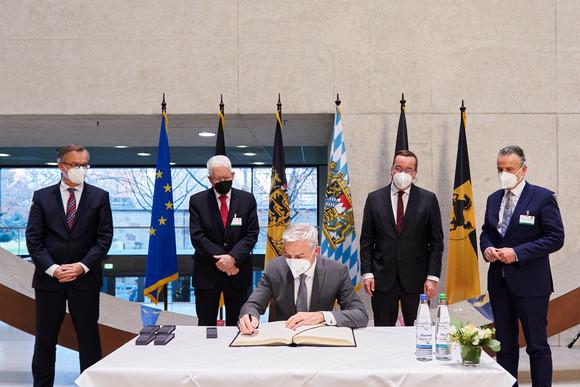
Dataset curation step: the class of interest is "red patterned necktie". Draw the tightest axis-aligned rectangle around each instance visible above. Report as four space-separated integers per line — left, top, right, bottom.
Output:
397 191 404 232
219 195 228 227
66 188 76 229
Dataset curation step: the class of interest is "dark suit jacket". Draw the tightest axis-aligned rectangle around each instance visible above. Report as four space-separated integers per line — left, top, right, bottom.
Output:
480 182 565 297
26 182 113 291
360 183 444 293
239 255 368 328
189 188 259 290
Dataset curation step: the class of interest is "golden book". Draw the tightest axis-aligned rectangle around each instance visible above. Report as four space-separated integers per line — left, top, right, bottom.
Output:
229 321 356 347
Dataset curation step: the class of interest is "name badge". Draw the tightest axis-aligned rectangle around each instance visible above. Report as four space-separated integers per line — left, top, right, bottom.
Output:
231 216 242 226
520 214 534 225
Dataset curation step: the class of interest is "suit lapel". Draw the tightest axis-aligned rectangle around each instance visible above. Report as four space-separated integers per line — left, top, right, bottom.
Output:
381 185 397 233
207 189 224 231
401 184 419 232
285 266 297 314
488 190 503 236
224 189 238 236
51 184 69 229
71 184 90 230
310 256 325 311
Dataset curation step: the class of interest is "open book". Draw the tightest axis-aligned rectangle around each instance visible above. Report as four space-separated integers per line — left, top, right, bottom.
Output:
230 321 356 347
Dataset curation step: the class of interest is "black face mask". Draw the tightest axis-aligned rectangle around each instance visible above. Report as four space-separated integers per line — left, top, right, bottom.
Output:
214 180 232 195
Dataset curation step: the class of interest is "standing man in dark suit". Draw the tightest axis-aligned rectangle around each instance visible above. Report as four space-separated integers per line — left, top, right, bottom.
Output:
238 223 368 334
360 150 444 326
26 144 113 387
480 145 564 386
189 155 259 326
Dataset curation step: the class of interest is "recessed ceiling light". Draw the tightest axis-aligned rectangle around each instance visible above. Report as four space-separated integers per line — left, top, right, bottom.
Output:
45 162 58 166
236 145 248 148
253 162 266 165
0 153 10 157
198 132 216 137
114 145 129 149
243 152 257 157
170 162 176 166
137 152 151 157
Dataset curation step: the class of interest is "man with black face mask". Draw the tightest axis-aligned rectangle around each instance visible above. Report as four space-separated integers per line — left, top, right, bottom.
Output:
189 155 259 326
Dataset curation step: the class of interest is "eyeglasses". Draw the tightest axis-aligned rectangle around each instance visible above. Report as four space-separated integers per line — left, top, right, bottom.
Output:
62 162 90 169
393 165 415 174
210 175 233 183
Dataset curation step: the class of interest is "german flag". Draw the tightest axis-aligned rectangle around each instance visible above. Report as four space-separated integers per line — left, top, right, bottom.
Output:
445 101 480 304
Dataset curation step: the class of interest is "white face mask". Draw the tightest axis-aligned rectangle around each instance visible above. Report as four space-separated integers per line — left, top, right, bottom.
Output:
285 249 316 277
64 166 88 185
392 172 413 190
498 166 523 190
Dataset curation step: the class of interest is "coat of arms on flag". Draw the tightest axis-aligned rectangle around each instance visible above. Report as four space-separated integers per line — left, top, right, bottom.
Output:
322 161 355 250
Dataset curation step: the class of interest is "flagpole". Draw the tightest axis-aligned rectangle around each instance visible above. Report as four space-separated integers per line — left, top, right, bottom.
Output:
161 93 169 312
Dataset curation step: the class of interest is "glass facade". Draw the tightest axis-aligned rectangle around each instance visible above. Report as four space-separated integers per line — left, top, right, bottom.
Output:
0 166 318 317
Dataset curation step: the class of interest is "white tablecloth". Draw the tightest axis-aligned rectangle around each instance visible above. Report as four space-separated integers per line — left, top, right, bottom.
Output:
76 326 516 387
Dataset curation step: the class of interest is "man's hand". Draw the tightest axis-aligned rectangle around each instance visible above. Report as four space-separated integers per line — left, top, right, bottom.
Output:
496 247 517 264
484 247 501 262
214 254 236 272
224 266 239 276
423 279 437 300
238 314 259 335
363 278 375 297
55 263 84 283
285 312 324 330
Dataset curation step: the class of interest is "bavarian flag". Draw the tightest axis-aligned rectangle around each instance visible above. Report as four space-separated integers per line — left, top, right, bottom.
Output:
144 111 178 304
265 98 289 267
321 104 360 290
445 102 480 304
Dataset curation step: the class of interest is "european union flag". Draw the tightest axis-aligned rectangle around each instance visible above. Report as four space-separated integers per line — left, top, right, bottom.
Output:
144 112 178 304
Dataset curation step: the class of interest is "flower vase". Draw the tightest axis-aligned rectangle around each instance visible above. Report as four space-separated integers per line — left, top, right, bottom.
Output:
461 345 482 366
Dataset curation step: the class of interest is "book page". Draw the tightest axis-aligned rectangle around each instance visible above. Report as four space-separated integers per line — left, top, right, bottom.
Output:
292 325 356 347
230 321 295 346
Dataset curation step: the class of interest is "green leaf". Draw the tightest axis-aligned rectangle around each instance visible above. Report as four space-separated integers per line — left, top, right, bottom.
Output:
487 339 501 352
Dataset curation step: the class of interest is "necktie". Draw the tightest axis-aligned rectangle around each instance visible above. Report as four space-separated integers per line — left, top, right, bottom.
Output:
397 191 404 232
500 191 514 237
296 274 308 312
219 195 228 227
66 188 76 229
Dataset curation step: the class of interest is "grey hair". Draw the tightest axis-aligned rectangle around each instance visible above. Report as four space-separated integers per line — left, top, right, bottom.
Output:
282 223 318 250
207 155 232 174
57 144 89 163
498 145 526 167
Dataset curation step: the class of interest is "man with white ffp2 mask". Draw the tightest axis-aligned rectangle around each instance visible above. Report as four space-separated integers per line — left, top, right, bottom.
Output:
360 149 444 327
480 145 564 385
238 223 368 334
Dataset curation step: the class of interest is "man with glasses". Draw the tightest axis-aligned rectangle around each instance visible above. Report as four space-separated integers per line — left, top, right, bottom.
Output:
360 150 443 326
26 144 113 386
189 155 259 326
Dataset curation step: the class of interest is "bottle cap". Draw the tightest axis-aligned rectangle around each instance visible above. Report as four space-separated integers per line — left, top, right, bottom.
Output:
420 294 427 300
438 294 446 299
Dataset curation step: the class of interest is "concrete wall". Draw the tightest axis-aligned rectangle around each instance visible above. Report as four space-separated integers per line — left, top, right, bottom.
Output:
1 0 578 331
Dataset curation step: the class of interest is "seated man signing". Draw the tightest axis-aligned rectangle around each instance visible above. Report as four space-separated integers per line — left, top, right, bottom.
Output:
238 223 368 334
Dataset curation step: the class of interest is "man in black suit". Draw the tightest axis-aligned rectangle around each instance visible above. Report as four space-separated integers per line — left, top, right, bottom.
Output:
26 144 113 387
238 223 368 334
360 150 443 326
189 155 259 326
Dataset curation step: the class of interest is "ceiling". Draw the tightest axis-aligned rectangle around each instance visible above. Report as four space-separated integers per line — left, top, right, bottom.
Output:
0 113 333 167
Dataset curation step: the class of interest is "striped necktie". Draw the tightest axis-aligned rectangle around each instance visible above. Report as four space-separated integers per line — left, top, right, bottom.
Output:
66 188 76 229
